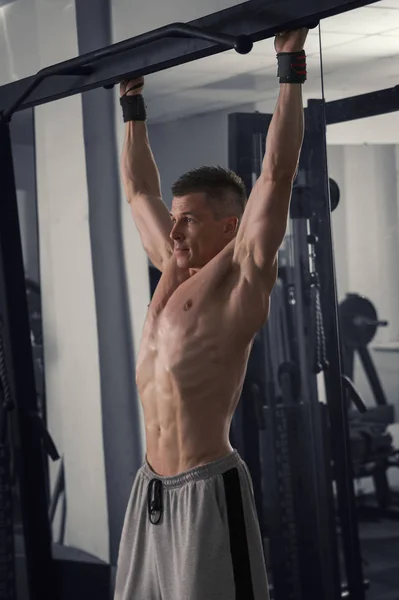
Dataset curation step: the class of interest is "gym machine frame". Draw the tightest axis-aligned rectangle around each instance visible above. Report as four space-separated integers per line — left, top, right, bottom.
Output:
229 83 399 600
229 106 355 599
0 1 382 599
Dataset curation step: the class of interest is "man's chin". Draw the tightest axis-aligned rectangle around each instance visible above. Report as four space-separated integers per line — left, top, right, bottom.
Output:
176 250 191 266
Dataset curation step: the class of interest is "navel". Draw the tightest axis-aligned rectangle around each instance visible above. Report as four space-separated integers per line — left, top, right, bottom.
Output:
183 299 193 311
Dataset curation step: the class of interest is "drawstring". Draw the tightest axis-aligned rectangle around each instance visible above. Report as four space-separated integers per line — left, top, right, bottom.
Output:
148 479 163 525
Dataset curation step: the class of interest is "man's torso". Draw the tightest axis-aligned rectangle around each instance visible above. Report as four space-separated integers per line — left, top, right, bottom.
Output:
136 241 270 476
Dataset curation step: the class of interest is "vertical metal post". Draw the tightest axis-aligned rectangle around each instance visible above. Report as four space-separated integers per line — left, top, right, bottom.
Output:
307 99 365 599
0 117 56 600
229 111 342 600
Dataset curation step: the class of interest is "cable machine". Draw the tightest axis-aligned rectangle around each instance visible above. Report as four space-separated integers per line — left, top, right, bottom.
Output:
229 84 399 599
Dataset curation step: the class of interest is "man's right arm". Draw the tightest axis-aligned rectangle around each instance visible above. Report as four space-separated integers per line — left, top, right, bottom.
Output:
120 79 173 271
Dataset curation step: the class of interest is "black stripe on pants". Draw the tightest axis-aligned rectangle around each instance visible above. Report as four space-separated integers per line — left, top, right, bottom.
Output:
222 467 255 600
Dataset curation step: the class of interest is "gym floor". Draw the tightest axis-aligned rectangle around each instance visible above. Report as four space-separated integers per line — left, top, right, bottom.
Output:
15 517 399 599
358 517 399 600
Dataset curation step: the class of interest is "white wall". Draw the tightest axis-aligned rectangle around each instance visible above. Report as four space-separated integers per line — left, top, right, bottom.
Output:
328 143 399 415
329 144 399 343
327 113 399 146
34 3 109 561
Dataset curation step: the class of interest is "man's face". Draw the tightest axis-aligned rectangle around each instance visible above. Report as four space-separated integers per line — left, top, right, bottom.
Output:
169 193 237 271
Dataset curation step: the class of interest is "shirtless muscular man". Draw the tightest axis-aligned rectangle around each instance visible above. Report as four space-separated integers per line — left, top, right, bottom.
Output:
114 27 309 600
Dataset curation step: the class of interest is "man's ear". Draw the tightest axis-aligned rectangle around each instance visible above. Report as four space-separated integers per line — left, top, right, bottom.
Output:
224 217 239 235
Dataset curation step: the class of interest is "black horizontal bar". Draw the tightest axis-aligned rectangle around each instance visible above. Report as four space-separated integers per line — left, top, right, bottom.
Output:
0 0 378 116
325 85 399 124
2 22 253 120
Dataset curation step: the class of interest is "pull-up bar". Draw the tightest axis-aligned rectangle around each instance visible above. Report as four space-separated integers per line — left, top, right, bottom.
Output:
0 0 378 118
2 22 253 122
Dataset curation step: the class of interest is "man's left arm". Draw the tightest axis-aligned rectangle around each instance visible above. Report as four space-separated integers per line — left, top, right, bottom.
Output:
233 30 308 289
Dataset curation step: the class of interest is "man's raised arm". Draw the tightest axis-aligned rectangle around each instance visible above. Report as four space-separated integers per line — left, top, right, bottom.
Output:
120 78 173 271
233 29 308 282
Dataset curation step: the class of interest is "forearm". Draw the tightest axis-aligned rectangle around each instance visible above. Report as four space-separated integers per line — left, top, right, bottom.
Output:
121 121 161 199
262 84 304 180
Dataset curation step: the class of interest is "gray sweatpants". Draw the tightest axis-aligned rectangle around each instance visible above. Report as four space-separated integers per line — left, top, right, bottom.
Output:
114 449 270 600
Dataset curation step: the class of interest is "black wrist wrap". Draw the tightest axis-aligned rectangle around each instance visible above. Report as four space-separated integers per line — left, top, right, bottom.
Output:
277 50 307 84
120 94 147 122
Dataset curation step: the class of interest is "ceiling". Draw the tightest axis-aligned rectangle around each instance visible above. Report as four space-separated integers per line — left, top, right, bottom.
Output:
143 1 399 123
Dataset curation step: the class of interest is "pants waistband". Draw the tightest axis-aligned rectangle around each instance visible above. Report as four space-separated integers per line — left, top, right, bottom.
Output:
142 449 241 490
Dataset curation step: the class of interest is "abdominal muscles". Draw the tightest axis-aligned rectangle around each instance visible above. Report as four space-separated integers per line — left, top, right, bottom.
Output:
136 306 250 475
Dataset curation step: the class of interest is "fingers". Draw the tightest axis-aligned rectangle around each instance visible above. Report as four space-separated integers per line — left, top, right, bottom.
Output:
276 27 308 39
274 27 309 53
120 76 145 97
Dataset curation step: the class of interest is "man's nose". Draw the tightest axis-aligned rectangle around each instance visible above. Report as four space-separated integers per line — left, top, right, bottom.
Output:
170 224 184 241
